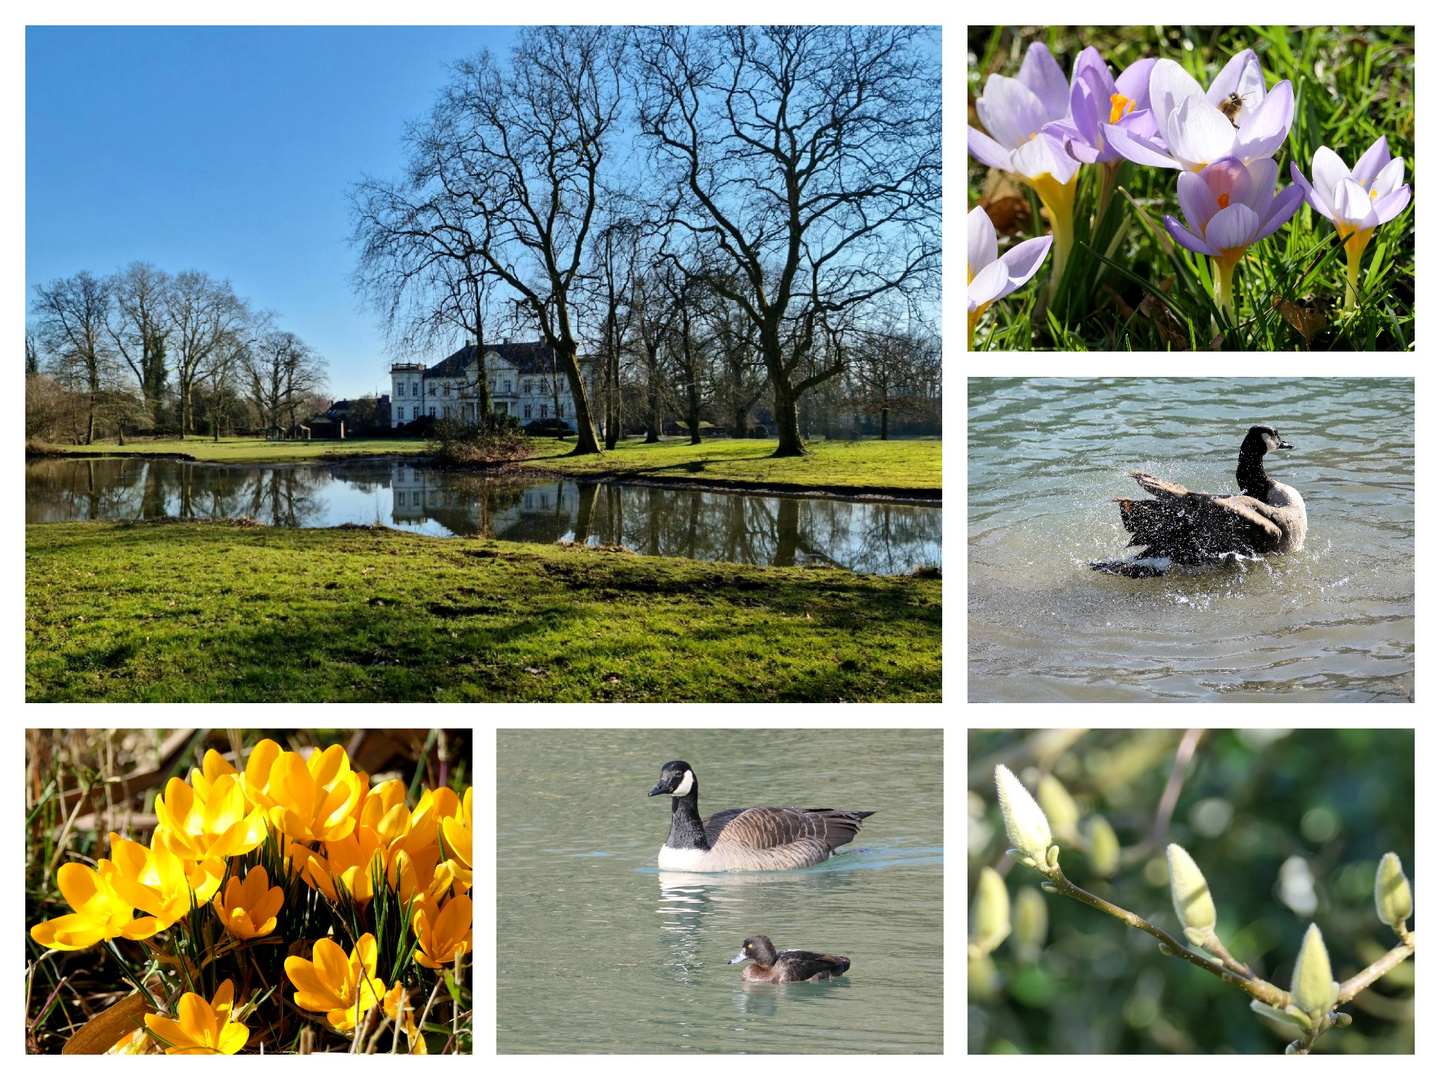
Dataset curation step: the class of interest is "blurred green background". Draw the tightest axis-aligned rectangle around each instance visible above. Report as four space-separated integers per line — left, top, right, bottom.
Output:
968 729 1414 1053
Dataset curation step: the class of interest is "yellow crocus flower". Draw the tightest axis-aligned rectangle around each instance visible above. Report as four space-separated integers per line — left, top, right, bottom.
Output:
284 933 386 1032
214 865 284 940
143 978 249 1055
30 860 162 949
411 893 472 970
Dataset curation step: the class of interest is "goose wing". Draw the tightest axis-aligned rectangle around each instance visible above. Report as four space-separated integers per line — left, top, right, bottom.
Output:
1117 472 1280 557
710 806 872 858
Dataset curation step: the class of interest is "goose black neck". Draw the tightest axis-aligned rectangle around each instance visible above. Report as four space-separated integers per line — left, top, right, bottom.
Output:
1236 445 1272 499
666 786 711 851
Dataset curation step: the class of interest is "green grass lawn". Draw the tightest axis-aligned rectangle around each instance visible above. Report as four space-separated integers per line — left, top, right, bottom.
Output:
26 521 941 703
36 435 941 493
526 436 941 492
31 435 431 463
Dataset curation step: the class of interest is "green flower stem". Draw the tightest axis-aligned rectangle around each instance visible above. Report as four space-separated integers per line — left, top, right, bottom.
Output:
1041 861 1290 1007
1336 936 1416 1005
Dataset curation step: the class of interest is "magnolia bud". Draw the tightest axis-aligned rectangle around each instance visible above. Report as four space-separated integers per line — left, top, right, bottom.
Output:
1087 815 1120 878
1037 774 1079 836
1166 843 1216 945
995 765 1053 868
1012 885 1048 962
971 866 1011 954
1291 923 1339 1018
1374 852 1412 928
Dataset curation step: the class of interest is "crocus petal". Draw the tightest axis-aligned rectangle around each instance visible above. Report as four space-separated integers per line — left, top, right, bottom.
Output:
997 235 1054 294
1208 48 1261 101
1018 42 1070 120
1352 134 1392 188
1372 184 1411 225
1115 57 1157 111
30 913 106 950
1169 96 1237 170
1369 156 1406 198
1310 146 1350 216
1253 185 1304 241
1101 115 1178 168
968 259 1011 311
1242 157 1278 222
1010 133 1079 184
144 1014 195 1051
977 75 1052 151
1164 214 1221 257
1206 202 1261 250
1234 79 1293 163
216 1021 248 1055
1333 178 1379 229
967 125 1016 171
1176 171 1220 232
1150 59 1207 141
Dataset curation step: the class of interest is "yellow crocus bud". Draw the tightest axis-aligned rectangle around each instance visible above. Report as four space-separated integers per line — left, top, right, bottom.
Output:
1291 922 1339 1019
995 764 1053 870
1088 815 1120 878
1037 775 1079 837
971 866 1011 955
1374 852 1412 928
1166 843 1216 946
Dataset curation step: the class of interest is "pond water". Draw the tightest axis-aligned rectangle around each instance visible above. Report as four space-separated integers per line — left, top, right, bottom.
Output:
968 377 1414 702
25 457 940 576
497 727 944 1054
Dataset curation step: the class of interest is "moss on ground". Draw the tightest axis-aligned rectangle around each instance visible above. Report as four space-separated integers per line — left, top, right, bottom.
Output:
26 521 941 703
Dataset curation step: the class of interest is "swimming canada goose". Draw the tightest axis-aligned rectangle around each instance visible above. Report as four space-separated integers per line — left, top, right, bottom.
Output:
1092 425 1308 578
647 760 874 872
728 934 852 982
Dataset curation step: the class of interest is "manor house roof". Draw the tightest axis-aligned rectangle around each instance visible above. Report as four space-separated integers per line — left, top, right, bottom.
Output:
426 341 563 379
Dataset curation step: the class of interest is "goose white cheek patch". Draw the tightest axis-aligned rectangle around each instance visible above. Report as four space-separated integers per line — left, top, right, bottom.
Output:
670 771 695 796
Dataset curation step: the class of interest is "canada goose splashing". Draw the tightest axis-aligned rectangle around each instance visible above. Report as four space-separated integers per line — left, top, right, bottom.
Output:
1092 425 1308 578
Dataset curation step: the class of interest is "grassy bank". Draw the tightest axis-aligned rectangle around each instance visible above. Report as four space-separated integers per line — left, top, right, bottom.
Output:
29 435 430 463
524 437 941 493
26 521 941 702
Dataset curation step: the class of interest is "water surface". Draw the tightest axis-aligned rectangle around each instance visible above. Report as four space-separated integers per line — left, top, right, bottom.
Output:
968 378 1414 702
26 457 940 575
497 728 943 1054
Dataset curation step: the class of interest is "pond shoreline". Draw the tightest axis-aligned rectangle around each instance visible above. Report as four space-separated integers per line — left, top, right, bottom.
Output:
27 448 942 504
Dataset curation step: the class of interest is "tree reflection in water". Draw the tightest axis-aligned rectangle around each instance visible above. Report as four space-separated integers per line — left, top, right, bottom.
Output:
26 458 940 575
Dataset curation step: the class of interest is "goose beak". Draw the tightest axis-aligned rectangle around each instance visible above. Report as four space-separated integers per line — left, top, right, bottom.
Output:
647 781 669 797
728 951 749 965
1278 439 1294 450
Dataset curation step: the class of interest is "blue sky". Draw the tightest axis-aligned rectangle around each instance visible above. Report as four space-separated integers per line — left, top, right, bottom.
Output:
26 26 521 400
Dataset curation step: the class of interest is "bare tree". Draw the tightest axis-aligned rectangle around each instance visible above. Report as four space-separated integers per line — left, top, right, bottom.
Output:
244 328 327 434
31 270 117 444
659 263 711 445
350 170 497 419
632 26 942 457
420 25 626 455
845 321 942 439
107 261 172 430
25 326 39 375
165 271 249 438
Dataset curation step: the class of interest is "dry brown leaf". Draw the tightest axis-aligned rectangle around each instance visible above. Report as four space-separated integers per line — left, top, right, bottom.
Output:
63 990 150 1055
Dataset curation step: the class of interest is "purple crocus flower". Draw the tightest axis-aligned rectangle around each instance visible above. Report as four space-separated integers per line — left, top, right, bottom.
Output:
968 43 1081 278
1162 156 1304 318
1040 47 1158 166
1289 135 1411 309
968 206 1054 347
1104 50 1293 173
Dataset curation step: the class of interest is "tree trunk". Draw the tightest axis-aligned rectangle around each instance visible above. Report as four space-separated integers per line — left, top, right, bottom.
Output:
687 385 702 445
771 382 806 457
555 341 601 455
734 406 747 439
880 406 889 440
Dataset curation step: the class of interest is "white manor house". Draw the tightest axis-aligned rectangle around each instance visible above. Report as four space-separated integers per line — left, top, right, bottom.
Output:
390 341 599 430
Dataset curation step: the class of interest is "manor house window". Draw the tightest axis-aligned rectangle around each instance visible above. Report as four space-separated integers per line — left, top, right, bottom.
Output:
504 380 512 393
540 404 548 419
428 406 436 418
411 382 418 396
523 379 532 394
539 378 548 393
524 405 532 419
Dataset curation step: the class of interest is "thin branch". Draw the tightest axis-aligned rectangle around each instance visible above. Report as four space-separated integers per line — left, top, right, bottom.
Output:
1043 861 1291 1007
1337 936 1416 1005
